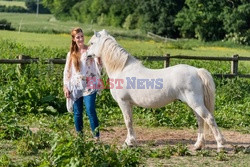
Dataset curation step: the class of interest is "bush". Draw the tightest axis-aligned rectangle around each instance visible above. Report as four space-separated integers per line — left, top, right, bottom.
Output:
16 130 52 155
41 132 142 166
222 3 250 45
0 5 27 13
0 19 15 30
0 155 15 167
0 118 31 140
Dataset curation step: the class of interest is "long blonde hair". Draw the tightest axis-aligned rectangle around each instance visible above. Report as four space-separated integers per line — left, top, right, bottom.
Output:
68 27 83 72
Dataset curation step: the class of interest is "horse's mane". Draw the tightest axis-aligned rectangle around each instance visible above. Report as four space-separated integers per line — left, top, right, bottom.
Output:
99 36 130 74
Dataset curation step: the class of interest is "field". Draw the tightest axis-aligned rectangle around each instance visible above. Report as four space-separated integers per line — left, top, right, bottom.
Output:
0 12 250 166
0 0 26 8
0 12 144 37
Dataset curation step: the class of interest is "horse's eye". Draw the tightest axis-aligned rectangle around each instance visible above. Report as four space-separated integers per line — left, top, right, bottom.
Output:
90 42 93 45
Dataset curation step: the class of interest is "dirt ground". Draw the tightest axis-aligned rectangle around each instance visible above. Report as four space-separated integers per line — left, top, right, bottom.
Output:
100 126 250 153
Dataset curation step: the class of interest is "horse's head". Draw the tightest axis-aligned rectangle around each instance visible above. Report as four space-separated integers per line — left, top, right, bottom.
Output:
87 29 128 74
87 29 109 58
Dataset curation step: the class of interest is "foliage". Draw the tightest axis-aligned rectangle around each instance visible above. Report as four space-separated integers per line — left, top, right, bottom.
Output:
221 2 250 45
0 66 66 115
40 132 142 166
0 19 14 30
0 0 50 13
40 0 250 44
0 114 31 140
0 35 249 166
149 144 191 158
136 0 184 38
43 0 185 38
0 4 27 13
215 151 229 161
0 12 146 39
232 145 250 154
0 155 15 167
175 0 250 43
16 130 52 155
25 0 50 14
175 0 226 41
42 0 80 19
0 38 249 130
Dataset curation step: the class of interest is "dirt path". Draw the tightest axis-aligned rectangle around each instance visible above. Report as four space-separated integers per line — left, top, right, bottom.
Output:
100 126 250 153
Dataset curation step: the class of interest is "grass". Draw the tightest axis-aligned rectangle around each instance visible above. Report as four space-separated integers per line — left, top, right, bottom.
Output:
0 12 249 166
147 153 250 167
1 116 250 167
0 12 144 37
0 0 26 8
1 30 249 72
0 30 72 49
1 30 250 57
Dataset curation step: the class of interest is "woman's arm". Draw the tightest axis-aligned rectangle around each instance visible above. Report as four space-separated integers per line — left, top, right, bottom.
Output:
63 52 71 98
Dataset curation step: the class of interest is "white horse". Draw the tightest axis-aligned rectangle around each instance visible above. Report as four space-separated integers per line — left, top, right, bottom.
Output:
87 30 225 151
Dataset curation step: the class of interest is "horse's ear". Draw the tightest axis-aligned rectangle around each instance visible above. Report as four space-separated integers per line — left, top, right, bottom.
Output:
94 31 101 38
94 30 97 37
102 29 108 36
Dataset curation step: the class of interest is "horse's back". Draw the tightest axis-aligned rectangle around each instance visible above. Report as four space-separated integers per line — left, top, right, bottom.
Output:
165 64 203 89
111 64 204 108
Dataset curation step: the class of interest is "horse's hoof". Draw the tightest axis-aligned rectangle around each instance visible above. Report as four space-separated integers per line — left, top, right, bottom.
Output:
217 146 226 153
193 143 205 151
122 142 134 149
193 146 203 151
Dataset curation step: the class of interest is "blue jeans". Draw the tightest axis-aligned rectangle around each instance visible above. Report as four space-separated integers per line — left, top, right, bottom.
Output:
73 92 99 137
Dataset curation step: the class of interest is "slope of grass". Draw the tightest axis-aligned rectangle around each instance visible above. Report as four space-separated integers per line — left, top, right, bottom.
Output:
0 0 26 8
0 12 145 38
1 30 249 72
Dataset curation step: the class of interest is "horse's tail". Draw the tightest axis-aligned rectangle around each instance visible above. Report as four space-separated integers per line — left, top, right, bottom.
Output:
197 68 215 134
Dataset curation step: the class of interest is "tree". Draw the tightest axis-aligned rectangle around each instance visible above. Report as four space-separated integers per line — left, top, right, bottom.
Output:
221 0 250 44
26 0 50 13
137 0 184 38
42 0 80 19
175 0 226 41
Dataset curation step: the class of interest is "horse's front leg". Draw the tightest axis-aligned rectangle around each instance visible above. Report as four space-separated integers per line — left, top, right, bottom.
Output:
117 99 136 146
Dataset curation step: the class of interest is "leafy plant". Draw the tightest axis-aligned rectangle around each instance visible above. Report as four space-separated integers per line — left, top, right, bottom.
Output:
196 149 212 157
0 116 31 140
215 151 229 161
0 155 15 167
41 132 142 166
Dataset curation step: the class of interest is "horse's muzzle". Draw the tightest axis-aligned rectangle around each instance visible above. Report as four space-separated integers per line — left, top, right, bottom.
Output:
87 54 95 58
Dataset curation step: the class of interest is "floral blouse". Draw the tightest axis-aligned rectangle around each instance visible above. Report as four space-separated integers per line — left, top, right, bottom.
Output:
63 51 102 112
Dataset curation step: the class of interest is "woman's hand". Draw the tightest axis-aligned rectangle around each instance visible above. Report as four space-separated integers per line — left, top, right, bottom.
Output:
96 57 102 68
63 86 70 98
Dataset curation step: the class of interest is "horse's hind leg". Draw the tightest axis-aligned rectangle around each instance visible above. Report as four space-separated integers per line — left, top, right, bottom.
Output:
185 94 225 151
193 112 205 150
117 99 136 146
195 106 225 151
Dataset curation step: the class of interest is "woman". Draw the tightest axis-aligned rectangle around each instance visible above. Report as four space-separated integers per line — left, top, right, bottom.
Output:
63 27 102 139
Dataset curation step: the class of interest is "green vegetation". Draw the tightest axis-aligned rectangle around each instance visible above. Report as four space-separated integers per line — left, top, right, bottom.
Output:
1 29 249 70
0 12 83 34
41 0 250 44
0 8 249 166
0 0 26 8
0 12 145 38
0 19 14 30
0 0 50 13
0 37 249 166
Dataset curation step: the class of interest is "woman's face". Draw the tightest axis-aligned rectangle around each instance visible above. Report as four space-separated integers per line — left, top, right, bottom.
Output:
74 32 84 48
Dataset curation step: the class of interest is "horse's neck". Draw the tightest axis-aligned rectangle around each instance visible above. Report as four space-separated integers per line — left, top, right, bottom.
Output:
104 54 140 77
102 37 143 76
125 55 141 68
